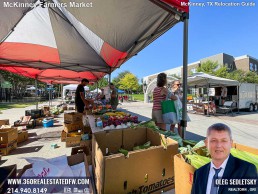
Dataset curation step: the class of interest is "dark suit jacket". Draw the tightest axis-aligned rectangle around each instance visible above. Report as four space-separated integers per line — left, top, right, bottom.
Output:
191 154 257 194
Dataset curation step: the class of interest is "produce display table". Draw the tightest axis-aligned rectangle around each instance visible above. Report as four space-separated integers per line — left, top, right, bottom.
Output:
87 115 120 134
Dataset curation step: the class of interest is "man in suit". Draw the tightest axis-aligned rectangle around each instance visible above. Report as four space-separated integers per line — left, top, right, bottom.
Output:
191 123 257 194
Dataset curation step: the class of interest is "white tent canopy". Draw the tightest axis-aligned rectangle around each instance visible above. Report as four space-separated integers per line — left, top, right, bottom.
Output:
62 84 89 99
91 88 101 93
187 72 239 87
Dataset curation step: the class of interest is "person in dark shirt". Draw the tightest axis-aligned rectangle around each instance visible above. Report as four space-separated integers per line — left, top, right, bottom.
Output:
75 79 91 113
110 83 118 110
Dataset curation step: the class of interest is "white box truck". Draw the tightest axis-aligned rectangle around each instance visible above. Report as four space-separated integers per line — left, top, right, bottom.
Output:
238 83 258 111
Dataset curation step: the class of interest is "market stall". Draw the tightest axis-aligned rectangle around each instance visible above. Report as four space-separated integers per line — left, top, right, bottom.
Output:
187 72 239 115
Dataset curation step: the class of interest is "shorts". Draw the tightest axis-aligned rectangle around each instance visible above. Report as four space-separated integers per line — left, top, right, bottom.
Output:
76 104 84 113
221 96 226 100
152 109 163 123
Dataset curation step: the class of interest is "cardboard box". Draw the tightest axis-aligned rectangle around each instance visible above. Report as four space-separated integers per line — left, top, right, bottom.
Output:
0 165 16 194
17 131 28 144
61 130 83 147
0 119 9 126
25 109 43 119
0 142 17 156
83 126 92 134
17 154 93 193
80 139 92 150
42 106 50 115
61 130 66 142
71 146 92 165
174 143 258 194
64 112 83 123
92 127 178 194
0 128 18 144
66 133 82 147
62 105 68 110
35 118 44 126
68 106 75 110
64 122 84 133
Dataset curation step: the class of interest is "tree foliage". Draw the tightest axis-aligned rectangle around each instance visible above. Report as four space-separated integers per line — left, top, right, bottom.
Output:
197 60 219 75
89 77 109 90
118 73 140 93
196 61 258 84
112 70 131 88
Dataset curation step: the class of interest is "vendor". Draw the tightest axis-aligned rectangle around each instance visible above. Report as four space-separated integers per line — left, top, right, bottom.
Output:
198 94 205 102
221 86 227 105
110 83 118 110
75 79 94 113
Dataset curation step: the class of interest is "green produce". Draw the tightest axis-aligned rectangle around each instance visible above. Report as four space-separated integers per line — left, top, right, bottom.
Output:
119 148 129 157
185 154 211 169
192 140 205 149
133 141 151 151
132 119 183 146
133 120 159 130
183 139 198 147
230 148 258 172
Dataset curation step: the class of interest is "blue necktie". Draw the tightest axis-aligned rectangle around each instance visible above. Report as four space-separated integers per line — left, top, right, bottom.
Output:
210 167 222 194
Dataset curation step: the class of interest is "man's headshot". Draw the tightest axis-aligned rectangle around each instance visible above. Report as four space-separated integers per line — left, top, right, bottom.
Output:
191 123 257 194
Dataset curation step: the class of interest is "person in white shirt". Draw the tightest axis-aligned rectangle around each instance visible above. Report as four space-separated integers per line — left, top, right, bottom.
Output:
170 80 183 137
221 86 227 105
191 123 257 194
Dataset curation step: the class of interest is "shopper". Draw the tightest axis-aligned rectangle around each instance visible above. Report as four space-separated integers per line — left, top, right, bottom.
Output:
152 73 177 130
170 80 183 137
221 86 227 105
191 123 257 194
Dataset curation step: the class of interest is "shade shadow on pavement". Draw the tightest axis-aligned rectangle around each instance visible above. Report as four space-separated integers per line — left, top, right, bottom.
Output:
8 146 43 155
28 132 37 137
17 137 39 147
0 159 8 166
185 131 205 141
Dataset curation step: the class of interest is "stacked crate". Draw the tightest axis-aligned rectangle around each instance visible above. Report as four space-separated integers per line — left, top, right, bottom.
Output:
17 127 29 144
0 119 9 126
0 128 18 155
62 112 84 147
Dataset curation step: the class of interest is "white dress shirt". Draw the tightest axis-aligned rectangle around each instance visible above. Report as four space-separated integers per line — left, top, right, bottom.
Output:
206 156 229 194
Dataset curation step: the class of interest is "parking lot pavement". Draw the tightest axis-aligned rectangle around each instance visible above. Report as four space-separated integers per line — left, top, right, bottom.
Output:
1 101 257 173
119 102 258 148
0 101 72 170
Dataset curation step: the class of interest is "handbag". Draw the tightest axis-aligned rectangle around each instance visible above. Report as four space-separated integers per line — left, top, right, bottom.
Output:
174 95 191 122
161 96 178 124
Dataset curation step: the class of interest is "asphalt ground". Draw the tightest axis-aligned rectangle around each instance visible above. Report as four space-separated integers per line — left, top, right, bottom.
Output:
0 101 257 194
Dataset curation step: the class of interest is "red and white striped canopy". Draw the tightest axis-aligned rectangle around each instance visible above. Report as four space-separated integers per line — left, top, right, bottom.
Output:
0 0 188 83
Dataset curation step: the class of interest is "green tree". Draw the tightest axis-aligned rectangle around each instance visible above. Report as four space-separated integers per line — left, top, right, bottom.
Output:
112 70 131 88
89 77 109 90
118 73 139 94
214 65 229 78
197 60 220 75
244 71 258 83
225 70 258 84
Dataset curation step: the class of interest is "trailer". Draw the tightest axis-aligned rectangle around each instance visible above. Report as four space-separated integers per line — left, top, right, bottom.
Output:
238 83 258 111
187 73 258 112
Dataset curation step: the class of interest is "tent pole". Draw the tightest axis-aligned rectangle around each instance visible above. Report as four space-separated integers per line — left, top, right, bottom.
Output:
97 82 99 93
181 13 189 139
35 76 38 110
61 83 63 102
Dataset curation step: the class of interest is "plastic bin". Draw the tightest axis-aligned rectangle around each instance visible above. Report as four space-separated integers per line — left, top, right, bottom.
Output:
42 119 54 128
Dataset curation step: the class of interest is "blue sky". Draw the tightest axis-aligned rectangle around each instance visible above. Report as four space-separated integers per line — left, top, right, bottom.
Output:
112 0 258 82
